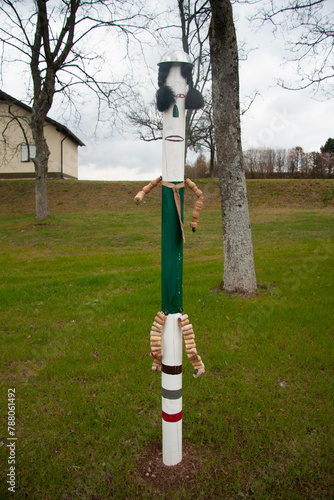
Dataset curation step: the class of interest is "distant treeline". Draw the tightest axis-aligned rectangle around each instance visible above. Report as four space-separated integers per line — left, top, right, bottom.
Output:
187 145 334 179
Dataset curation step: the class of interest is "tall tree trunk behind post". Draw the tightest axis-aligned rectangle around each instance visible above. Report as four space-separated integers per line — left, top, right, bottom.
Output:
209 0 257 294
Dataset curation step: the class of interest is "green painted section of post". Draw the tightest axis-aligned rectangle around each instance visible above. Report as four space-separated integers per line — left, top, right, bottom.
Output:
161 184 184 314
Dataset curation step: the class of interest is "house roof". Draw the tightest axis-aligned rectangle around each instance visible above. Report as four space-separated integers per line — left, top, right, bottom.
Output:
0 90 85 147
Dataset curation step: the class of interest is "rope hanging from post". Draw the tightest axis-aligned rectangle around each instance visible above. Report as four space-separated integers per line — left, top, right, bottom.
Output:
161 180 185 242
185 178 204 232
134 176 162 204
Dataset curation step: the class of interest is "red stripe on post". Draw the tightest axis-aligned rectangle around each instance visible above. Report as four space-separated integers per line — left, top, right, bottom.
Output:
162 410 182 423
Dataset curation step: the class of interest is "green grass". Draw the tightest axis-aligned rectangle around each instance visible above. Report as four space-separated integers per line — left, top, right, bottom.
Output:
0 180 333 499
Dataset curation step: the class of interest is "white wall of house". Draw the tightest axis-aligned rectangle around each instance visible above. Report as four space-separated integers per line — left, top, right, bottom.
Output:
0 100 80 179
45 125 79 179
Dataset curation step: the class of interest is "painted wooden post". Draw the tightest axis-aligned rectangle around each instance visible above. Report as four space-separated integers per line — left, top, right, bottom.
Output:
134 50 205 468
160 54 188 466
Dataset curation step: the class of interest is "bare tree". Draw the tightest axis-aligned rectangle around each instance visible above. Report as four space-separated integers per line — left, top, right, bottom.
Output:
288 146 306 174
317 152 334 176
253 0 334 98
209 0 257 293
276 148 288 174
244 147 290 177
0 0 151 219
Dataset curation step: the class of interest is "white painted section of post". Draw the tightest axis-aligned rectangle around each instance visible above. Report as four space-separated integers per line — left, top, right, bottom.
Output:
162 420 182 466
162 313 183 466
162 63 187 183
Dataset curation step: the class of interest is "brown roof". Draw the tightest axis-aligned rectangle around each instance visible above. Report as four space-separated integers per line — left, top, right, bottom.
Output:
0 89 85 147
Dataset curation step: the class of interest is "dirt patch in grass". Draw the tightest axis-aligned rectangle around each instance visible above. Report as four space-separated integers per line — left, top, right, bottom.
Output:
2 359 45 384
135 440 201 493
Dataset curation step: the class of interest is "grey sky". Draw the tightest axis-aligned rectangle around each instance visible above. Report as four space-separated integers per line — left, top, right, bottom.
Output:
1 0 332 181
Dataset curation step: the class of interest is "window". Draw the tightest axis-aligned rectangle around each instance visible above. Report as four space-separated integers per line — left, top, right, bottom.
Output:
21 144 36 162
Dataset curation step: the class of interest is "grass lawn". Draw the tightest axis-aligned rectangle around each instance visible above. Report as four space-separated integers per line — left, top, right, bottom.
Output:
0 179 333 499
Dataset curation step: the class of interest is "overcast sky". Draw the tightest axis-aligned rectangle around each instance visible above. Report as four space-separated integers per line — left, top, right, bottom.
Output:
77 1 333 181
2 0 333 181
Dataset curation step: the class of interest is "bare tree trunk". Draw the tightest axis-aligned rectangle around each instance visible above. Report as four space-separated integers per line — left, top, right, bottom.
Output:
34 162 49 219
33 139 50 220
209 0 257 293
31 110 51 220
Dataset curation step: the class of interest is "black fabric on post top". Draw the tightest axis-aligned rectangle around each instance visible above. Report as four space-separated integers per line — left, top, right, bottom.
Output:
181 63 204 110
156 85 176 112
156 61 204 112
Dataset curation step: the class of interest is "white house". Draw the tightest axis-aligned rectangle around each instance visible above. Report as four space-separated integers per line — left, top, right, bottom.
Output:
0 90 85 179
